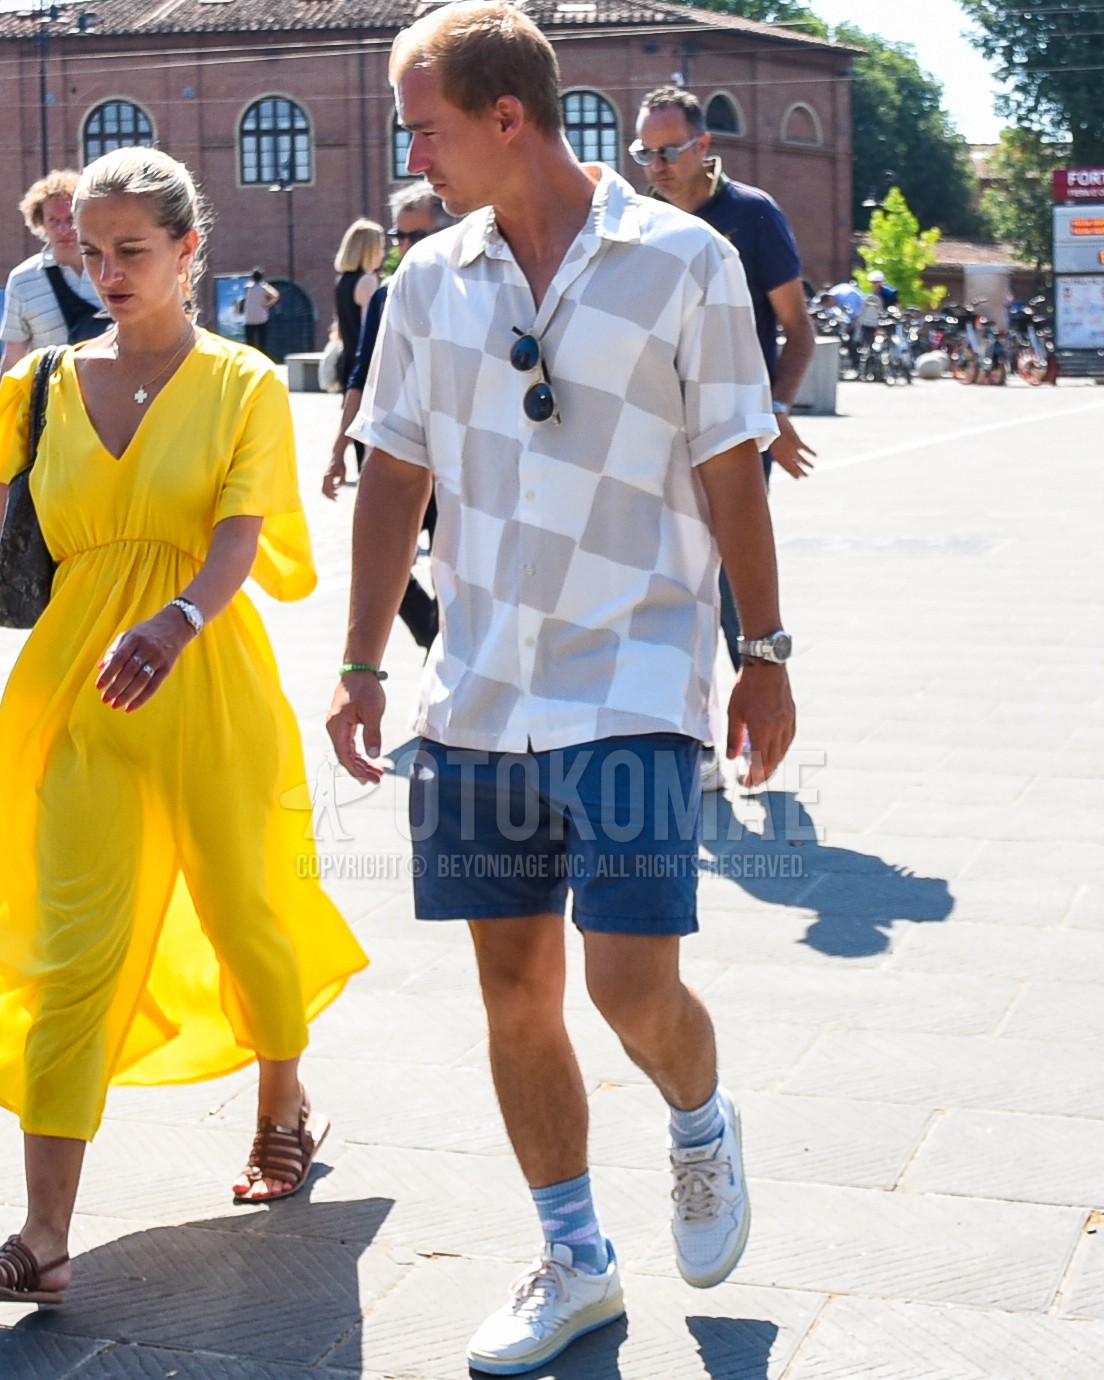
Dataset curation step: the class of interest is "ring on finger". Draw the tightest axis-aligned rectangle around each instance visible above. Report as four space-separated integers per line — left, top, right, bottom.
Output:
141 662 156 677
131 652 144 666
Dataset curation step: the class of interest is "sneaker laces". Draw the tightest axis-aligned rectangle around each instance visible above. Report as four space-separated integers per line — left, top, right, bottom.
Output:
672 1156 732 1224
507 1253 573 1317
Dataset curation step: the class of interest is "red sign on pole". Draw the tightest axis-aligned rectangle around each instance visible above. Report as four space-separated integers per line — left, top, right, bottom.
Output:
1053 168 1104 202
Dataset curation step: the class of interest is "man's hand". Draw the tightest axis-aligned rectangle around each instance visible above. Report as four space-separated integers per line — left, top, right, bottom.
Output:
771 413 816 479
727 662 795 788
326 672 387 784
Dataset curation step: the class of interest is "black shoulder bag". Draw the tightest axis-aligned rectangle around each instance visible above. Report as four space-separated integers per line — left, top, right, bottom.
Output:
44 265 109 344
0 346 66 628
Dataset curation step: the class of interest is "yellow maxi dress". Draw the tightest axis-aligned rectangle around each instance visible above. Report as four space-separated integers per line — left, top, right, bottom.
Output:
0 333 367 1141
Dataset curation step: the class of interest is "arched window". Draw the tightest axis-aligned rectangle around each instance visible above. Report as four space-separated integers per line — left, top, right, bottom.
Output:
705 93 743 137
239 97 312 186
781 102 823 147
392 116 413 181
561 90 618 167
82 101 154 163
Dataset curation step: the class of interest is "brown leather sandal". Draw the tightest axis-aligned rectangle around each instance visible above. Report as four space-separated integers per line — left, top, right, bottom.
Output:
233 1091 330 1203
0 1233 68 1305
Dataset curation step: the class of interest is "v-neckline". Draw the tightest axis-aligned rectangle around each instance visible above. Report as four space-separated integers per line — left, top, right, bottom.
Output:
70 332 201 462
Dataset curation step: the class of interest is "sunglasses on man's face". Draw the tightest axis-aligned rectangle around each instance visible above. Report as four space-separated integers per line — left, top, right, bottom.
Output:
510 328 560 424
627 136 700 167
388 227 431 245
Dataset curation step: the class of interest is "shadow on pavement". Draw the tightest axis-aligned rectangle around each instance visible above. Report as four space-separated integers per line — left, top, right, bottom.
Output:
701 790 954 958
8 1194 393 1368
688 1313 780 1379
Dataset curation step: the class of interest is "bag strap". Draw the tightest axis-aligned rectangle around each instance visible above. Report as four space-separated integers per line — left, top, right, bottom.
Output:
27 346 66 469
44 265 97 332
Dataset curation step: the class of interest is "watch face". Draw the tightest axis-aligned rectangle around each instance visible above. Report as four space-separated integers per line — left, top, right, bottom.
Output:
770 633 793 662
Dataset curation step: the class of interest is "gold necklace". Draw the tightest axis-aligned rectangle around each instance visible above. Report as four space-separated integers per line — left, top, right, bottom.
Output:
112 325 196 405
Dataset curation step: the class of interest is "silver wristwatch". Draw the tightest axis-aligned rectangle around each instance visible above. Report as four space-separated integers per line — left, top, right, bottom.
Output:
736 630 792 665
169 596 205 635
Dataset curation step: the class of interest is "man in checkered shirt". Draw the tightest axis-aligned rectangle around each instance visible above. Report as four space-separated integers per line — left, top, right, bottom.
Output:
328 3 796 1372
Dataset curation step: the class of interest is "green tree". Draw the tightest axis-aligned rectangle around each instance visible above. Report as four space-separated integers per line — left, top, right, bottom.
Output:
978 128 1063 272
857 186 947 309
959 1 1104 165
834 24 980 236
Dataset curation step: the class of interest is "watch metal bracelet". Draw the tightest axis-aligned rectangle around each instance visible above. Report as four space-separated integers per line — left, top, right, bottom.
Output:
169 596 204 635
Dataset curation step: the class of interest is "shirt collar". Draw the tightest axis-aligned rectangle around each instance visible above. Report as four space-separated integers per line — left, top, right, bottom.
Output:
455 162 643 268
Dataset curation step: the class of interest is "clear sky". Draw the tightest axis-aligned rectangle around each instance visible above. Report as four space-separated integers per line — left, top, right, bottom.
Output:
811 0 1007 145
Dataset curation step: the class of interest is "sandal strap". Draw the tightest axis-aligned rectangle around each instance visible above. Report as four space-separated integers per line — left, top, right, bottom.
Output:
240 1115 312 1188
0 1234 66 1292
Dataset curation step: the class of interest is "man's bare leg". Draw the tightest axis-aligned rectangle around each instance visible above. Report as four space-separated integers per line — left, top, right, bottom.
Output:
468 913 587 1187
582 931 716 1109
584 929 749 1291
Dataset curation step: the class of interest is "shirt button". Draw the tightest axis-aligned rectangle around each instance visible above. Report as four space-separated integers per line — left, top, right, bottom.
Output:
524 489 536 501
523 563 535 576
525 637 535 648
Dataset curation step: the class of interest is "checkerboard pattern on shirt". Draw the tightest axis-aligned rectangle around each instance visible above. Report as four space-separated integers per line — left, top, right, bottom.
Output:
1 247 102 349
349 165 777 754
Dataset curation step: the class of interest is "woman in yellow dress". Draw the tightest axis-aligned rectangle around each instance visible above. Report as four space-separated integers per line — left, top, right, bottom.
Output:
0 147 368 1304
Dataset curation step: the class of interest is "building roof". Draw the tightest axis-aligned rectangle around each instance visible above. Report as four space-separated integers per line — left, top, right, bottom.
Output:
0 0 850 47
930 237 1031 272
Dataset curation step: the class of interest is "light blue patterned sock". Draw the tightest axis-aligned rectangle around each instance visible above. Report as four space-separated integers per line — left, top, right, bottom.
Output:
531 1172 609 1275
668 1082 724 1149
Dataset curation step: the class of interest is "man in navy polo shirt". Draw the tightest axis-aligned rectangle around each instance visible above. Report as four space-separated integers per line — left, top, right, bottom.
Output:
634 86 816 486
634 86 815 788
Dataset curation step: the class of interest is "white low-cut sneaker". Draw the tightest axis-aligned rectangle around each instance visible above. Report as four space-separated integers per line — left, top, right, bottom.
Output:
670 1089 751 1288
466 1241 624 1375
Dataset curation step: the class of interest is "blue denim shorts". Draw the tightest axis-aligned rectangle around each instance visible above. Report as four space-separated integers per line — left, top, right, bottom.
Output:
409 734 702 934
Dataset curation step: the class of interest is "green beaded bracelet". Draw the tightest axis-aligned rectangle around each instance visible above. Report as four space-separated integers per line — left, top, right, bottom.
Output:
339 662 388 681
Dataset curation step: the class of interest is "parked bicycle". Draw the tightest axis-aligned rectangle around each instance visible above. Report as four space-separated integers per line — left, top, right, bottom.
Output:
949 301 1006 386
1008 297 1057 386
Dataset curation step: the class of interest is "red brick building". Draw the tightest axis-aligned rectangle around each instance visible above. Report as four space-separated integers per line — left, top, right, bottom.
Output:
0 0 855 351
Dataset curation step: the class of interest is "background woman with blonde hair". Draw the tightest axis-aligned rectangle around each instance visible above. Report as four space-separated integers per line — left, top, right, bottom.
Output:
333 218 384 392
0 146 367 1305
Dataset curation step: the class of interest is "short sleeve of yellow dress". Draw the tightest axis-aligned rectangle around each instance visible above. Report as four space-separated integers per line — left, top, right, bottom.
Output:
0 334 367 1141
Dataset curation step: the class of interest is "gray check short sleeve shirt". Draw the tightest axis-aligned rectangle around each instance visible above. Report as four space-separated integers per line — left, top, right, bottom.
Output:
350 165 777 753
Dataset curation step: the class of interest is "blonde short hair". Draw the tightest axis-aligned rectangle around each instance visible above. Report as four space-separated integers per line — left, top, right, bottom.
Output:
390 1 562 139
19 169 81 238
334 219 385 274
75 147 212 309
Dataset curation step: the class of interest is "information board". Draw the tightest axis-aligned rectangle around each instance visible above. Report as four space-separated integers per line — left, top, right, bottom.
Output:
1053 206 1104 274
1055 275 1104 351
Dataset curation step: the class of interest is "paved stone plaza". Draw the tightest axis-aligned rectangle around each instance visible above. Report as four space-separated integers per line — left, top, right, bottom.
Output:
2 373 1103 1378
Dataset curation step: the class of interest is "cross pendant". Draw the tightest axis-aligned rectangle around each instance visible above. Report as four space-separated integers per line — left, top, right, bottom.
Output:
133 386 149 404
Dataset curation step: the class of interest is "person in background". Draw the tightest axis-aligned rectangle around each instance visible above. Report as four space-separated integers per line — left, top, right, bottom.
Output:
1 170 105 374
868 268 898 307
323 184 453 654
633 85 815 790
241 268 280 356
823 278 863 323
333 219 385 467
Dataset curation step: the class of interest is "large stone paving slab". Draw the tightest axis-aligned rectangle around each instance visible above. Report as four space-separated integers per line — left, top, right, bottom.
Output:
780 1028 1104 1119
900 1108 1104 1208
783 1295 1104 1380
